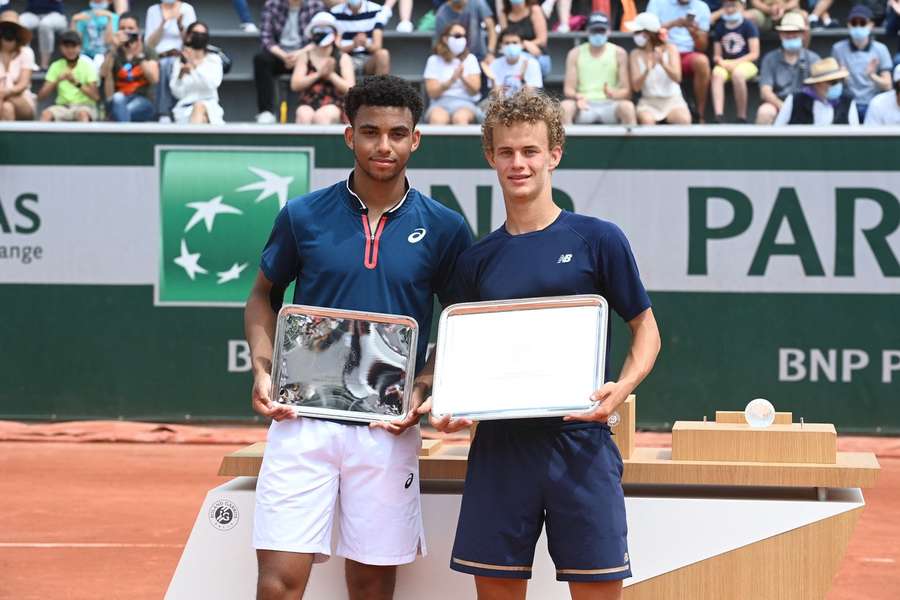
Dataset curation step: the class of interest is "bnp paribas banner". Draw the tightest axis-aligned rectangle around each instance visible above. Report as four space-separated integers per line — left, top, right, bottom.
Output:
1 126 897 431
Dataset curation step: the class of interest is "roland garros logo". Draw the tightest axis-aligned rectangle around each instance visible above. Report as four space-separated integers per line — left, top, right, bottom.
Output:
209 498 240 531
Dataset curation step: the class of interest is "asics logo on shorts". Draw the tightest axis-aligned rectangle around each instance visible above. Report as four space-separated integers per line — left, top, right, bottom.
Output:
557 253 573 264
405 473 414 489
408 228 427 243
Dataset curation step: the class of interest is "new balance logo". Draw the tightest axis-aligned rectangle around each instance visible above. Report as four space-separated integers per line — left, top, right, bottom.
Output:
557 254 573 264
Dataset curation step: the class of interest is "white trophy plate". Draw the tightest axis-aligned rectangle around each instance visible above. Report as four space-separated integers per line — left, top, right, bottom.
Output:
431 295 607 420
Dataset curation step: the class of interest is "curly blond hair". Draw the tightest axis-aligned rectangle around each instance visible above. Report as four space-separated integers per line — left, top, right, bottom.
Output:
481 89 566 156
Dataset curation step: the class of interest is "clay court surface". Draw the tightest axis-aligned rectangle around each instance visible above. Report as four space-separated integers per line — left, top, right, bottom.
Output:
1 422 898 600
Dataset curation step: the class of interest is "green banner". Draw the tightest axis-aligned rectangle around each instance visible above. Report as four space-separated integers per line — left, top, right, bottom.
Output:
1 126 897 432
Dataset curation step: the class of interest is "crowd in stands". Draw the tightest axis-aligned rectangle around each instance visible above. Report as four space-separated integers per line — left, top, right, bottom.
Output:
1 0 900 125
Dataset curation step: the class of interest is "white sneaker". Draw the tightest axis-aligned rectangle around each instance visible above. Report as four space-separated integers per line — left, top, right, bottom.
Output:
541 0 556 19
240 22 259 33
557 22 570 33
396 20 413 33
256 111 277 124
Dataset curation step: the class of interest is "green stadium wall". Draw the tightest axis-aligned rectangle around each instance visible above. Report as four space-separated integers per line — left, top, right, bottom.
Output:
1 125 898 432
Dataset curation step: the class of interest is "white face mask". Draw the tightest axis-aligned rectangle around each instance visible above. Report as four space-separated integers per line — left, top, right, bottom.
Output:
634 32 648 47
447 36 467 56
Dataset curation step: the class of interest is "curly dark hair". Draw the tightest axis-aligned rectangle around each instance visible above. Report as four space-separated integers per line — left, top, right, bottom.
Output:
344 75 425 126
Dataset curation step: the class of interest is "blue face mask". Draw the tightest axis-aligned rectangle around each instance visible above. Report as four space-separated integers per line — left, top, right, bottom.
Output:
781 37 802 52
90 1 109 10
826 82 843 101
510 0 526 4
849 26 869 42
588 33 608 47
722 11 743 24
502 43 522 60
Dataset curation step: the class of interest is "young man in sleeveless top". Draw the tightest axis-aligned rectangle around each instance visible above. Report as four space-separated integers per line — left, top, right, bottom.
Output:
560 12 635 125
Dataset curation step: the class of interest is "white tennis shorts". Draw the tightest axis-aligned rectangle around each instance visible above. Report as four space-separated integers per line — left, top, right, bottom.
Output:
253 417 426 566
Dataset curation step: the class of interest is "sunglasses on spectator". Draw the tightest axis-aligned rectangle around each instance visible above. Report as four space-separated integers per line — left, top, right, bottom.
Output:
848 20 868 27
587 27 608 34
448 32 466 39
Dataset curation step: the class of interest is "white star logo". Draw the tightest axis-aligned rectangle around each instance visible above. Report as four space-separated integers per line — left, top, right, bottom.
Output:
216 262 248 285
235 166 294 209
173 239 208 280
184 195 243 233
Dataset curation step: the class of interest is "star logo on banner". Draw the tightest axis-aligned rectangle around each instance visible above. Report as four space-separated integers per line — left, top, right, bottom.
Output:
173 239 208 280
235 166 294 209
217 262 248 285
184 196 243 233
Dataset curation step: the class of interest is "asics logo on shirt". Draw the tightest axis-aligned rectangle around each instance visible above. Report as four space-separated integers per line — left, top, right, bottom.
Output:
405 473 414 489
557 254 573 264
408 228 427 243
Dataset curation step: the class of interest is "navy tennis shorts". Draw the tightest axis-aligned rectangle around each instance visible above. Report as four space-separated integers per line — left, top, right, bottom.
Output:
450 421 630 582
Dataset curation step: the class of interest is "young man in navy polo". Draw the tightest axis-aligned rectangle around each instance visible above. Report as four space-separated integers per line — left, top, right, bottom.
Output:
244 75 471 600
424 90 661 600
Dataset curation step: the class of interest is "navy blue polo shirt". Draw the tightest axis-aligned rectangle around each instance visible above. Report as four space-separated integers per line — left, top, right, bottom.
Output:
261 176 472 373
453 210 651 384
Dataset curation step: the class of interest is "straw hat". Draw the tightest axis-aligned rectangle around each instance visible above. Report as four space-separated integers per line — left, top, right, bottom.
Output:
774 12 807 32
0 11 33 47
624 12 662 34
803 57 849 85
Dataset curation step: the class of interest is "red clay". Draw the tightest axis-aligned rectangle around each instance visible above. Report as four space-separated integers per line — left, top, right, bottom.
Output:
0 438 897 599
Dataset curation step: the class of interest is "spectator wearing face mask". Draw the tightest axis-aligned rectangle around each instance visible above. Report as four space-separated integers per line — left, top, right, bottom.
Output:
100 11 159 122
647 0 711 122
434 0 497 61
830 4 892 123
254 0 326 124
774 57 858 125
169 20 224 123
19 1 68 70
627 11 691 125
331 0 390 79
145 0 197 121
484 29 541 98
710 0 758 123
864 64 900 125
0 10 38 121
37 29 101 121
755 11 818 124
424 22 483 124
290 11 354 124
496 0 549 76
561 11 635 125
71 1 119 71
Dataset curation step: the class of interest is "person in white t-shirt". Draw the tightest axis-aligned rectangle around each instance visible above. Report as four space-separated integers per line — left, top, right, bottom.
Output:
484 28 542 98
423 22 483 124
145 0 197 120
864 64 900 126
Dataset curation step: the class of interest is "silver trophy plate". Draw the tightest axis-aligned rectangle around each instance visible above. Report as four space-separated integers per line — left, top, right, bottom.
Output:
432 295 608 420
270 305 419 423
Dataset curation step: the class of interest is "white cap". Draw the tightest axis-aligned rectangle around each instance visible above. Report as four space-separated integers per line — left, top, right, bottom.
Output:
624 12 661 34
304 11 342 39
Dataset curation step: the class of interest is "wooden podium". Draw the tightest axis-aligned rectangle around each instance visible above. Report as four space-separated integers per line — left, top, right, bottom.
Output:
168 397 880 600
